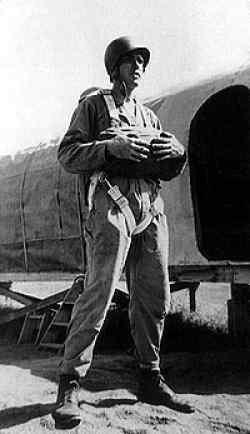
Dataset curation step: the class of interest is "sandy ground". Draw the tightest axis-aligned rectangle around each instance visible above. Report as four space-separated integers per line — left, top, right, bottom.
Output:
0 344 249 434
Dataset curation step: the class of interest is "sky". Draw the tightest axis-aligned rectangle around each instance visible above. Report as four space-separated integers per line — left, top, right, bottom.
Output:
0 0 250 157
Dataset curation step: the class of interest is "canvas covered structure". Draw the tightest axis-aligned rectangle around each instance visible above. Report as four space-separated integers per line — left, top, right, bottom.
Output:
147 65 250 273
1 64 250 279
0 141 86 274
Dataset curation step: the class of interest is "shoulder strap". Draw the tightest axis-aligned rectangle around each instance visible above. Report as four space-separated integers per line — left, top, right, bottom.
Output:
79 88 120 123
135 100 149 127
101 91 120 122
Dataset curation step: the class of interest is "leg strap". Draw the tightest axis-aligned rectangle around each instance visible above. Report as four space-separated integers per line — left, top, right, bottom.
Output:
100 174 157 236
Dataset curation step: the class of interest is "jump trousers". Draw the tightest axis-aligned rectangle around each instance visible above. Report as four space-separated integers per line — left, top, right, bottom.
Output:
60 178 171 377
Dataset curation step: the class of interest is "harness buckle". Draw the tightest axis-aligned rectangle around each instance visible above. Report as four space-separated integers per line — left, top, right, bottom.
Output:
98 172 156 236
113 194 129 210
107 185 129 210
98 173 113 189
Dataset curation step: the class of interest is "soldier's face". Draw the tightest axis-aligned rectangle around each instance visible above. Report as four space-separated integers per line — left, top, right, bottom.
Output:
118 53 145 89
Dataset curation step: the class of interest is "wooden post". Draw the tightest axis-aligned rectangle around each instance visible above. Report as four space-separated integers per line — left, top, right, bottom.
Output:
170 281 199 312
189 283 199 312
229 283 250 345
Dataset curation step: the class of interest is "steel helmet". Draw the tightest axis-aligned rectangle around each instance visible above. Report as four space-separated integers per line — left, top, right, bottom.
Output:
104 36 150 77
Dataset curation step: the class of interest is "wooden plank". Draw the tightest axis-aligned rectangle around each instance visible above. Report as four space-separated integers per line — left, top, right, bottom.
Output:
39 342 64 350
0 281 12 289
0 264 250 283
38 278 84 349
0 288 69 325
0 273 78 282
0 286 40 306
170 281 199 292
17 313 45 344
34 313 46 345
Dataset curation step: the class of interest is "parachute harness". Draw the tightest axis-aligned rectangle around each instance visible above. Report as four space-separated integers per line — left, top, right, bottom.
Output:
87 90 159 236
88 171 158 236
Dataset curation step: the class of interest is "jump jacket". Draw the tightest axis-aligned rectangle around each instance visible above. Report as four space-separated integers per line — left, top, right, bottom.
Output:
58 90 162 176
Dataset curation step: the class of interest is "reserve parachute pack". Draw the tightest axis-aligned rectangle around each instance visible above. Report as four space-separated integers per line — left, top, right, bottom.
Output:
81 88 186 181
99 126 187 181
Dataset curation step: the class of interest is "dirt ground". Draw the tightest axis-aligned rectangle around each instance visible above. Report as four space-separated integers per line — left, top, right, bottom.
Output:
0 344 249 434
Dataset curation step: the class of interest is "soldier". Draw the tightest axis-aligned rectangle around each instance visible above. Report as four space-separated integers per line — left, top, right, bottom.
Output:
52 36 194 428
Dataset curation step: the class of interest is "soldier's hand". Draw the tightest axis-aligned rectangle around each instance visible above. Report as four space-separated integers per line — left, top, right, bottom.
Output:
151 132 185 161
107 134 150 162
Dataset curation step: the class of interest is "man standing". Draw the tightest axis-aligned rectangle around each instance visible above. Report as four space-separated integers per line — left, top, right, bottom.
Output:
53 36 194 427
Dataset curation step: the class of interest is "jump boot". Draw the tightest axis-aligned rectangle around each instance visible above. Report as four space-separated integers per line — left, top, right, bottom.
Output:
52 374 82 428
138 369 195 413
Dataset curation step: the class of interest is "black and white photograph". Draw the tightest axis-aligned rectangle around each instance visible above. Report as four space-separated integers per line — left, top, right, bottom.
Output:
0 0 250 432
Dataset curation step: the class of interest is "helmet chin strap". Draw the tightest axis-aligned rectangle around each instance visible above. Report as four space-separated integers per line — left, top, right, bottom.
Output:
112 76 130 103
111 68 133 102
119 80 128 99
